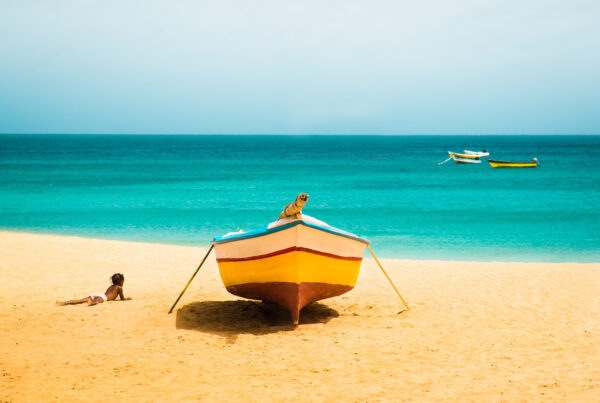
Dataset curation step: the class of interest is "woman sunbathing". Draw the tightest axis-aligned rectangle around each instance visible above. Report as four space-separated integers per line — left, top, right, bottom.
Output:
56 273 132 306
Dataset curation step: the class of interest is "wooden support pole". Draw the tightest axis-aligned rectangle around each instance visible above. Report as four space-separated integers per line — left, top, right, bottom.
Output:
168 244 214 314
367 245 410 311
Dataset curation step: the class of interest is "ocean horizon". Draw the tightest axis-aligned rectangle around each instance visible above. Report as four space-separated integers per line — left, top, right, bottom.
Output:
1 134 598 262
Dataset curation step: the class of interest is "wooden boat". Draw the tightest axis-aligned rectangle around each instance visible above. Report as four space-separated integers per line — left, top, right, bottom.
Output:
487 158 538 168
211 194 370 324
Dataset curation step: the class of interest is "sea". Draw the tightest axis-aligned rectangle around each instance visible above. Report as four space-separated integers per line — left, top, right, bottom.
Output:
1 134 598 262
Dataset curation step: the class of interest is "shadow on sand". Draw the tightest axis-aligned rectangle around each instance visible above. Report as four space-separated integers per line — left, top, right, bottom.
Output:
176 300 338 342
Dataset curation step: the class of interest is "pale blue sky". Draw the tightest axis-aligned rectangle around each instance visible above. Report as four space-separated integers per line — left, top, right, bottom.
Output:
1 0 598 134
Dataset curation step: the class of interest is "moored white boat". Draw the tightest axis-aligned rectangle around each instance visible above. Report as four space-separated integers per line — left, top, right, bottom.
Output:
448 150 488 159
463 149 489 157
451 155 481 164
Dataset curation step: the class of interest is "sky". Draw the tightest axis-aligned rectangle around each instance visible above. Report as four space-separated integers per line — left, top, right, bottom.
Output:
0 0 599 135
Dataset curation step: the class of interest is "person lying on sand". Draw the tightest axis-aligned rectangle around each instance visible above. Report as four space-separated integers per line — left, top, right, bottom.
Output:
55 273 132 306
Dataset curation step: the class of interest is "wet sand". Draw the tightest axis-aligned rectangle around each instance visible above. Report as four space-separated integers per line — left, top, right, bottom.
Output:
1 231 598 401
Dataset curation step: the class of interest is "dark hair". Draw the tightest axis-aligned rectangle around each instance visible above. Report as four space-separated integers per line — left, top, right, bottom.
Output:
111 273 124 286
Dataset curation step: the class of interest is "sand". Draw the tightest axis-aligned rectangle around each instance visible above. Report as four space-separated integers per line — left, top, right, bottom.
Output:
1 231 598 402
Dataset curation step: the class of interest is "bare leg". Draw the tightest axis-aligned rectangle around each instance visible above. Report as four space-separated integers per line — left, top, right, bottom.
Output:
55 297 92 306
87 296 105 306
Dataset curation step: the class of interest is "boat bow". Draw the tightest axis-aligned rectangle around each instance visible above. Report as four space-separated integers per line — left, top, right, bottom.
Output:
212 213 369 324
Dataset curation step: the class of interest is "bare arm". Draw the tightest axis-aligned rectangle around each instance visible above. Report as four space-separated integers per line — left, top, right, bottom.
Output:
118 288 132 301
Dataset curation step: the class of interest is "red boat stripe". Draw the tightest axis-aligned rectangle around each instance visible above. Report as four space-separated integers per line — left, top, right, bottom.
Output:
217 246 363 263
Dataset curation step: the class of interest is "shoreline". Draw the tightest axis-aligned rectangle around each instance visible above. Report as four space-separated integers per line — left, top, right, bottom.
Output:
2 229 597 264
1 231 598 401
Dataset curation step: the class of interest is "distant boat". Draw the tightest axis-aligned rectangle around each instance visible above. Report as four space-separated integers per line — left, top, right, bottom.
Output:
448 150 489 159
448 150 489 164
438 149 488 165
487 158 538 168
211 193 370 325
438 149 489 165
448 151 479 160
451 156 481 164
462 149 490 157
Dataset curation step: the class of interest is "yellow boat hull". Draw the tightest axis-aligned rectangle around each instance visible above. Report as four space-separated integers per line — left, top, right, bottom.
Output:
212 219 369 324
449 151 479 159
487 159 538 168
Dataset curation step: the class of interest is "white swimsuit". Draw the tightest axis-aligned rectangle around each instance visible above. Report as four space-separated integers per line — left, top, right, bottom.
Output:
89 293 107 302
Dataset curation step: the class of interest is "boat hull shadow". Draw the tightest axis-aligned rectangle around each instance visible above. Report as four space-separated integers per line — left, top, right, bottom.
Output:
227 282 353 324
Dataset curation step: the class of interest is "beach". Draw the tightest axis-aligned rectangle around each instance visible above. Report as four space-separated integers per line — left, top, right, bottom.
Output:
1 231 598 402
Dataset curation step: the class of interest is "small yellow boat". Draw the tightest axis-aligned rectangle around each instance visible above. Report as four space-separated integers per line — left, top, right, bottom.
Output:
487 158 538 168
211 194 369 324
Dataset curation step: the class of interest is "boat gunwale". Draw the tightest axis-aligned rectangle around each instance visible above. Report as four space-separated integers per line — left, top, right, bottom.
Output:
212 220 370 246
486 158 537 164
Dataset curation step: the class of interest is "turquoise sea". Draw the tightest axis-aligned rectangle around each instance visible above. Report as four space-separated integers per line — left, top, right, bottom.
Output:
1 134 598 262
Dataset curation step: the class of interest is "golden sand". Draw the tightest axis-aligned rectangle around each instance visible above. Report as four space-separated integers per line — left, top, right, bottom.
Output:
1 231 598 401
